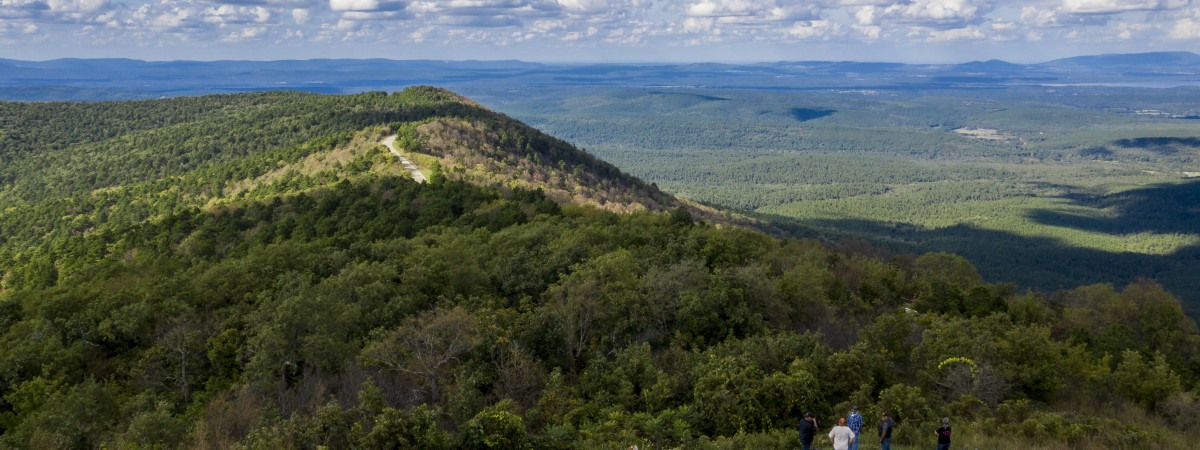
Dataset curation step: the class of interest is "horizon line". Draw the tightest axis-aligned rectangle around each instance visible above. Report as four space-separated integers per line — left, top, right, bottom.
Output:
3 50 1198 67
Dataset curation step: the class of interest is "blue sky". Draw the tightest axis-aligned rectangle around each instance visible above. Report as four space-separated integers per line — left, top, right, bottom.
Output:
1 0 1197 63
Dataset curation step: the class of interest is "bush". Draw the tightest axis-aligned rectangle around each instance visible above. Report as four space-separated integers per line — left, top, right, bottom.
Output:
874 383 933 445
1111 351 1182 409
123 401 189 448
460 400 530 449
367 404 452 449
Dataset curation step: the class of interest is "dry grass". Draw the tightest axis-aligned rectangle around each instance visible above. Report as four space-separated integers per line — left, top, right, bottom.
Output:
220 127 391 198
952 128 1017 142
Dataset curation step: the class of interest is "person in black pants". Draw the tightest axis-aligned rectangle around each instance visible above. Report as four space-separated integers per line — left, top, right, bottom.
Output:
935 417 952 450
798 412 818 450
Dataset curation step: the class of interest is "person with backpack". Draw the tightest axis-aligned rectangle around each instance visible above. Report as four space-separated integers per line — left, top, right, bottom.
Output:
935 417 952 450
878 412 895 450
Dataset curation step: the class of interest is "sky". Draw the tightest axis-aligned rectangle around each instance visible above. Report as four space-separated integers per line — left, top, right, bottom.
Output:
1 0 1198 63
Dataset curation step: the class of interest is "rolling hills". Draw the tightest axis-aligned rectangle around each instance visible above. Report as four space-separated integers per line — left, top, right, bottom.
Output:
495 86 1200 312
1 87 1199 449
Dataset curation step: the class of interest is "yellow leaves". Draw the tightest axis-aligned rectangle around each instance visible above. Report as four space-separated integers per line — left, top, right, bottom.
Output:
938 356 979 376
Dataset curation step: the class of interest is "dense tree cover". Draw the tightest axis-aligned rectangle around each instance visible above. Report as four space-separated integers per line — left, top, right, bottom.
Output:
0 86 691 294
3 87 1200 448
0 87 495 260
2 169 1200 448
497 87 1200 311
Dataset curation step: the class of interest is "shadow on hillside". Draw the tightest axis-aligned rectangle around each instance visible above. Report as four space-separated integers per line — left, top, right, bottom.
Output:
755 211 1200 316
791 108 836 122
1113 136 1200 155
1025 180 1200 235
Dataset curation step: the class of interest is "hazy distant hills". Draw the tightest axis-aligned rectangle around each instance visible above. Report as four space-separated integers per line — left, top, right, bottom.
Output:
2 51 1198 101
949 59 1030 73
1043 51 1200 69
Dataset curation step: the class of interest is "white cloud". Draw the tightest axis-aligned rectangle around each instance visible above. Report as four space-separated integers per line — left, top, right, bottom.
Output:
292 8 307 24
682 16 714 32
926 24 985 40
1020 6 1056 26
341 10 403 19
528 18 565 33
1169 17 1200 38
853 23 881 38
556 0 617 14
46 0 107 13
684 0 818 22
884 0 983 25
1059 0 1164 14
854 6 879 25
0 0 1196 61
330 0 379 11
1112 21 1152 39
201 5 271 24
151 8 193 29
788 19 839 39
221 25 264 41
686 0 754 17
253 6 269 22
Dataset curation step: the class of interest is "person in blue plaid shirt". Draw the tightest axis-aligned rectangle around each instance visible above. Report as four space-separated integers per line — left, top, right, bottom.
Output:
847 406 864 450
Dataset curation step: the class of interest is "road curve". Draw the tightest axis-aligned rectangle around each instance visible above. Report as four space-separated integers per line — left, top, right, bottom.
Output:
381 135 427 183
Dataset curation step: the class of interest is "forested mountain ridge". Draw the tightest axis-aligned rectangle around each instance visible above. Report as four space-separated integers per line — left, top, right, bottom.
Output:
1 88 1200 449
389 112 751 225
0 87 715 291
397 116 675 213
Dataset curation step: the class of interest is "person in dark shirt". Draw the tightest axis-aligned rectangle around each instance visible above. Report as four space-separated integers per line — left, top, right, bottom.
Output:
878 412 895 450
935 417 952 450
798 412 818 450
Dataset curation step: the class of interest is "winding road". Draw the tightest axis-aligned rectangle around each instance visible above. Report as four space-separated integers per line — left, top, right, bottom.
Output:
381 135 427 183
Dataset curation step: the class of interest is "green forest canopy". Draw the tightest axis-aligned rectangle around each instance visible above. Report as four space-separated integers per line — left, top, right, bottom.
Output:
1 88 1199 448
491 87 1200 312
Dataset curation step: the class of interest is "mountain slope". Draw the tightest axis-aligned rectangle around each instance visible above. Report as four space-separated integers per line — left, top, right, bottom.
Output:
1 88 1199 449
0 87 704 271
397 114 679 213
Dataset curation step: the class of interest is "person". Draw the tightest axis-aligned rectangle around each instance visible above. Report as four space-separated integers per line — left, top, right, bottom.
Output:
878 412 895 450
935 417 952 450
828 417 856 450
847 406 863 450
798 412 818 450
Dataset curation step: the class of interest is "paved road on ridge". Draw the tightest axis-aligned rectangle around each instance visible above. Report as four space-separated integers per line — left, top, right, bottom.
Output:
381 135 427 183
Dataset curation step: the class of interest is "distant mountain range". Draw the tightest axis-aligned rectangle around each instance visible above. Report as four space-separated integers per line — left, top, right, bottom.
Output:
2 51 1198 101
1044 51 1200 69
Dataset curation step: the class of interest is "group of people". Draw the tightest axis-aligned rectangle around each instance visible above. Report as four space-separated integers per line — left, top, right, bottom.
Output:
797 407 952 450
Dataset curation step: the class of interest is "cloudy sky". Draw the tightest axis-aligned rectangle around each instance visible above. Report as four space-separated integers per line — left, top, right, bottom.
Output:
1 0 1197 62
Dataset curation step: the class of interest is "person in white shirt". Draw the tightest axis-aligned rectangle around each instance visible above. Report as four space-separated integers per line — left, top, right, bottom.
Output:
828 417 856 450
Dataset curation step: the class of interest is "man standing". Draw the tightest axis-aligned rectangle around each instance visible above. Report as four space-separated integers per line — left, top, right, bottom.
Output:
829 417 856 450
935 417 952 450
798 412 818 450
878 412 895 450
847 406 863 450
